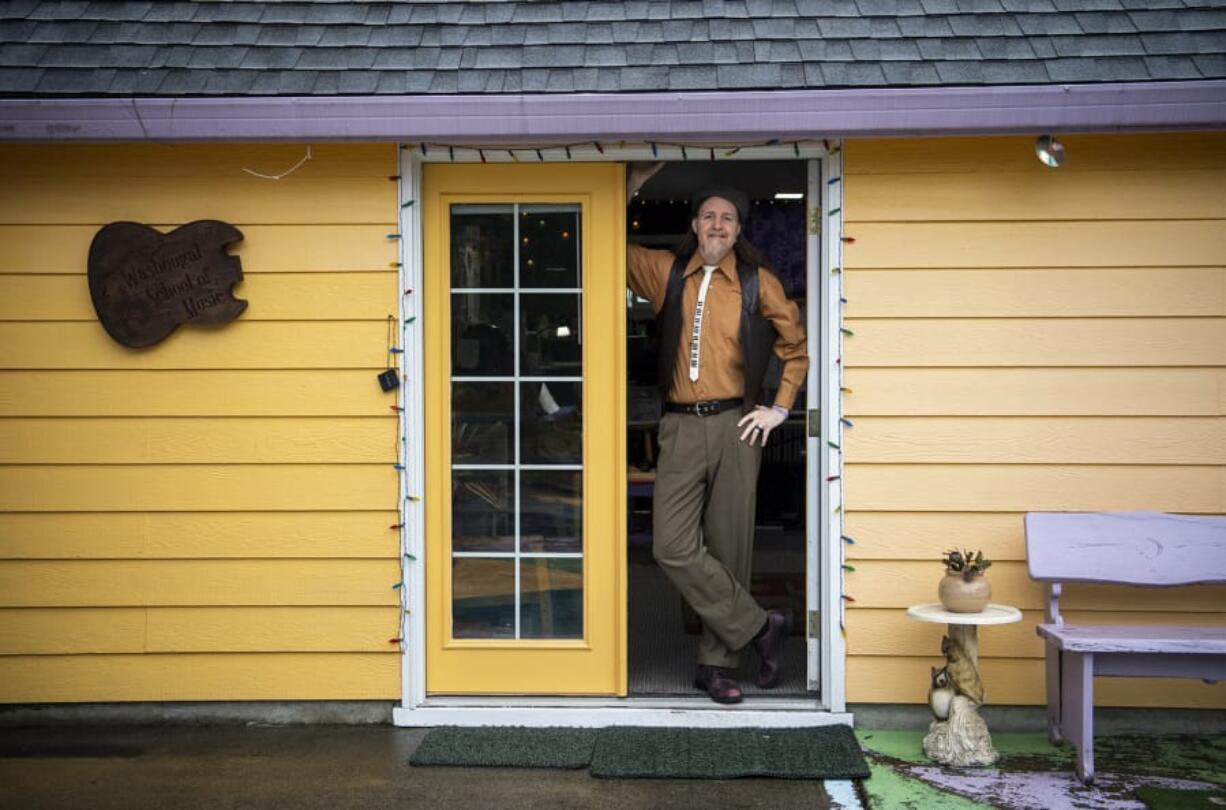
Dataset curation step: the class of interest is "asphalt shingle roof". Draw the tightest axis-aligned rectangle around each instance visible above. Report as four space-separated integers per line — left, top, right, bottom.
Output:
0 0 1223 96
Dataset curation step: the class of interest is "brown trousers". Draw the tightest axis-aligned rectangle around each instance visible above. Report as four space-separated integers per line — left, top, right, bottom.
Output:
652 408 767 668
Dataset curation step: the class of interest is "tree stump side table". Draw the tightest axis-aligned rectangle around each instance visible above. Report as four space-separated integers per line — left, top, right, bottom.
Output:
906 602 1023 767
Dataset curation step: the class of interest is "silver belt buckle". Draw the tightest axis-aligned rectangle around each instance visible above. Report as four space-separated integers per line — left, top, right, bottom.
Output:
696 400 718 417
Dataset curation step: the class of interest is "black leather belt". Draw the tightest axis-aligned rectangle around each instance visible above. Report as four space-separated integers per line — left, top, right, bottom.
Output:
663 398 743 417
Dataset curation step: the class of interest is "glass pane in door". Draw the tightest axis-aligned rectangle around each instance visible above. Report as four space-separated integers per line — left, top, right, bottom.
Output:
519 558 583 639
450 203 584 640
520 381 582 465
452 558 515 639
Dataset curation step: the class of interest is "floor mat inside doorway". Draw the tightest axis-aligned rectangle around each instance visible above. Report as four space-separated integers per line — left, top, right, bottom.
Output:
628 556 809 696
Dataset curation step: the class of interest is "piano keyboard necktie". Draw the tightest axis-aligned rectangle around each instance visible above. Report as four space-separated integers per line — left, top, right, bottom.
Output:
689 266 718 382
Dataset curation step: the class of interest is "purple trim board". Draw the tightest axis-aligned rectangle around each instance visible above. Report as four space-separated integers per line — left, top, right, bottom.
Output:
1 81 1224 142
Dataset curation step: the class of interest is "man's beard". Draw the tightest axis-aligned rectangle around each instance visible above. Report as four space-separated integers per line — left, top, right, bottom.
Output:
698 236 733 265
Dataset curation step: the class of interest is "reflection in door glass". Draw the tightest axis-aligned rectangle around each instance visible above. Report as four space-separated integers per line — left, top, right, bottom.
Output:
450 203 585 641
452 470 514 553
451 382 513 465
520 558 583 639
519 381 581 465
451 293 514 376
452 558 515 638
519 207 580 289
451 208 513 289
520 470 582 553
520 293 581 377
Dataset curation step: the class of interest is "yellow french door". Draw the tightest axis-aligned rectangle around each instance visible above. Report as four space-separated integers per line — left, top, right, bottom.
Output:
424 163 626 695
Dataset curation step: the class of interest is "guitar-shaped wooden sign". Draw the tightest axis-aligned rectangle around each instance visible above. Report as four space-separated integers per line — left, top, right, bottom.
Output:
87 220 248 348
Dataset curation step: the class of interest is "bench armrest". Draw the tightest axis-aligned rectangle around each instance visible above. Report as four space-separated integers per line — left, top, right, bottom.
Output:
1046 582 1064 626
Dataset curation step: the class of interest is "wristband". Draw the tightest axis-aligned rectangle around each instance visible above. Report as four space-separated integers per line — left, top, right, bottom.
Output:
771 404 789 417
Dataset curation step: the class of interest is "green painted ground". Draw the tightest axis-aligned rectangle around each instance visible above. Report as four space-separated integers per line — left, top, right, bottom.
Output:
855 730 1226 810
1093 734 1226 786
857 729 1073 764
1134 785 1226 809
858 755 997 810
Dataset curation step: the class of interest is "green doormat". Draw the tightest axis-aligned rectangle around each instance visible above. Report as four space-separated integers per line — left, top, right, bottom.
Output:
590 726 871 780
410 727 597 769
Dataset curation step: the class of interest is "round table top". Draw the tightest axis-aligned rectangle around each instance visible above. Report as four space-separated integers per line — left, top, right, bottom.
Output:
906 602 1023 625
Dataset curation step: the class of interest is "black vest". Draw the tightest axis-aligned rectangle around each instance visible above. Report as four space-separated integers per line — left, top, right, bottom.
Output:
656 254 777 415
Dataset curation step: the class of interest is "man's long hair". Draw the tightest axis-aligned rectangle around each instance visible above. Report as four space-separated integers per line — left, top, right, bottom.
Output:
673 230 775 271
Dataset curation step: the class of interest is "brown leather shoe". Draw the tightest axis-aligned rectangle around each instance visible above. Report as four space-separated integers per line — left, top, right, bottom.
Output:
751 609 791 689
693 665 744 704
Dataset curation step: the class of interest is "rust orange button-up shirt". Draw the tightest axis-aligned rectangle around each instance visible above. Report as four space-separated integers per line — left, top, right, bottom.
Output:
627 244 809 411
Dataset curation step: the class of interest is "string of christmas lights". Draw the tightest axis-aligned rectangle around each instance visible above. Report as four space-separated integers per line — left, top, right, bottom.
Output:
825 151 855 642
399 138 822 162
388 168 419 650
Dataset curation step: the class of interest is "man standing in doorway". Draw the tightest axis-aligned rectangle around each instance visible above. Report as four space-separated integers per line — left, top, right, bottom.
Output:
627 165 809 704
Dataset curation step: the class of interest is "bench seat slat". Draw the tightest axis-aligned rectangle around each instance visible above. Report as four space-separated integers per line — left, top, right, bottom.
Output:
1037 623 1226 654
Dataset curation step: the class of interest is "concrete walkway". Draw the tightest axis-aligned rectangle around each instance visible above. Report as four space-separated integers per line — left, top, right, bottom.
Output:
0 725 851 809
6 723 1223 809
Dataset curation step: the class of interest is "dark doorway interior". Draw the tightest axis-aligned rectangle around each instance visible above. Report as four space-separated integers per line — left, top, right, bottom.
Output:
625 160 813 697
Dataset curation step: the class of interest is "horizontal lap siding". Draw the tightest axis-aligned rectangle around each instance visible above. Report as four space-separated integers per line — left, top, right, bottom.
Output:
0 654 397 703
843 133 1226 709
1 607 400 655
0 225 397 273
0 144 401 702
0 273 399 321
0 370 394 416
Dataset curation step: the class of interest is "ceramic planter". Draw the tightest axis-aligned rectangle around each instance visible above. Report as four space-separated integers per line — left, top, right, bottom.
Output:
939 572 991 613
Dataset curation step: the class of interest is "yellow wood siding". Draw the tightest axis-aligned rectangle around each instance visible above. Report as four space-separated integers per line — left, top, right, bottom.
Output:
0 322 390 368
0 225 395 272
0 370 393 416
843 133 1226 709
847 417 1226 464
0 654 397 703
0 143 401 702
848 269 1226 317
0 418 398 464
844 368 1226 415
0 512 397 559
1 607 398 654
848 658 1226 708
0 273 398 321
845 221 1226 267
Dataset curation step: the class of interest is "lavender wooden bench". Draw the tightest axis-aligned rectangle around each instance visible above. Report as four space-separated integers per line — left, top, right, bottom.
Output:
1025 511 1226 784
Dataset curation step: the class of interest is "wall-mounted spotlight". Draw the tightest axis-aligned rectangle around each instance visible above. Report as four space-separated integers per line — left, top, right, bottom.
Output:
1035 135 1065 168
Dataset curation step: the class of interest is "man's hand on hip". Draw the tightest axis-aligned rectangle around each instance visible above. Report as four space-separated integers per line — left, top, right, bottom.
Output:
737 405 788 446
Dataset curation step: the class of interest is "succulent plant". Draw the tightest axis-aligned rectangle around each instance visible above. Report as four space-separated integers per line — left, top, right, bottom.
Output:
942 548 992 582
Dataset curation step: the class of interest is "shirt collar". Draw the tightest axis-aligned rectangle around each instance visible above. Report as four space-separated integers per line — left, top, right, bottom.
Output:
683 250 738 282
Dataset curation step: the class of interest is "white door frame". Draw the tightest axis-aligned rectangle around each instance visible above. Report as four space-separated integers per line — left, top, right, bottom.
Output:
392 142 847 728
